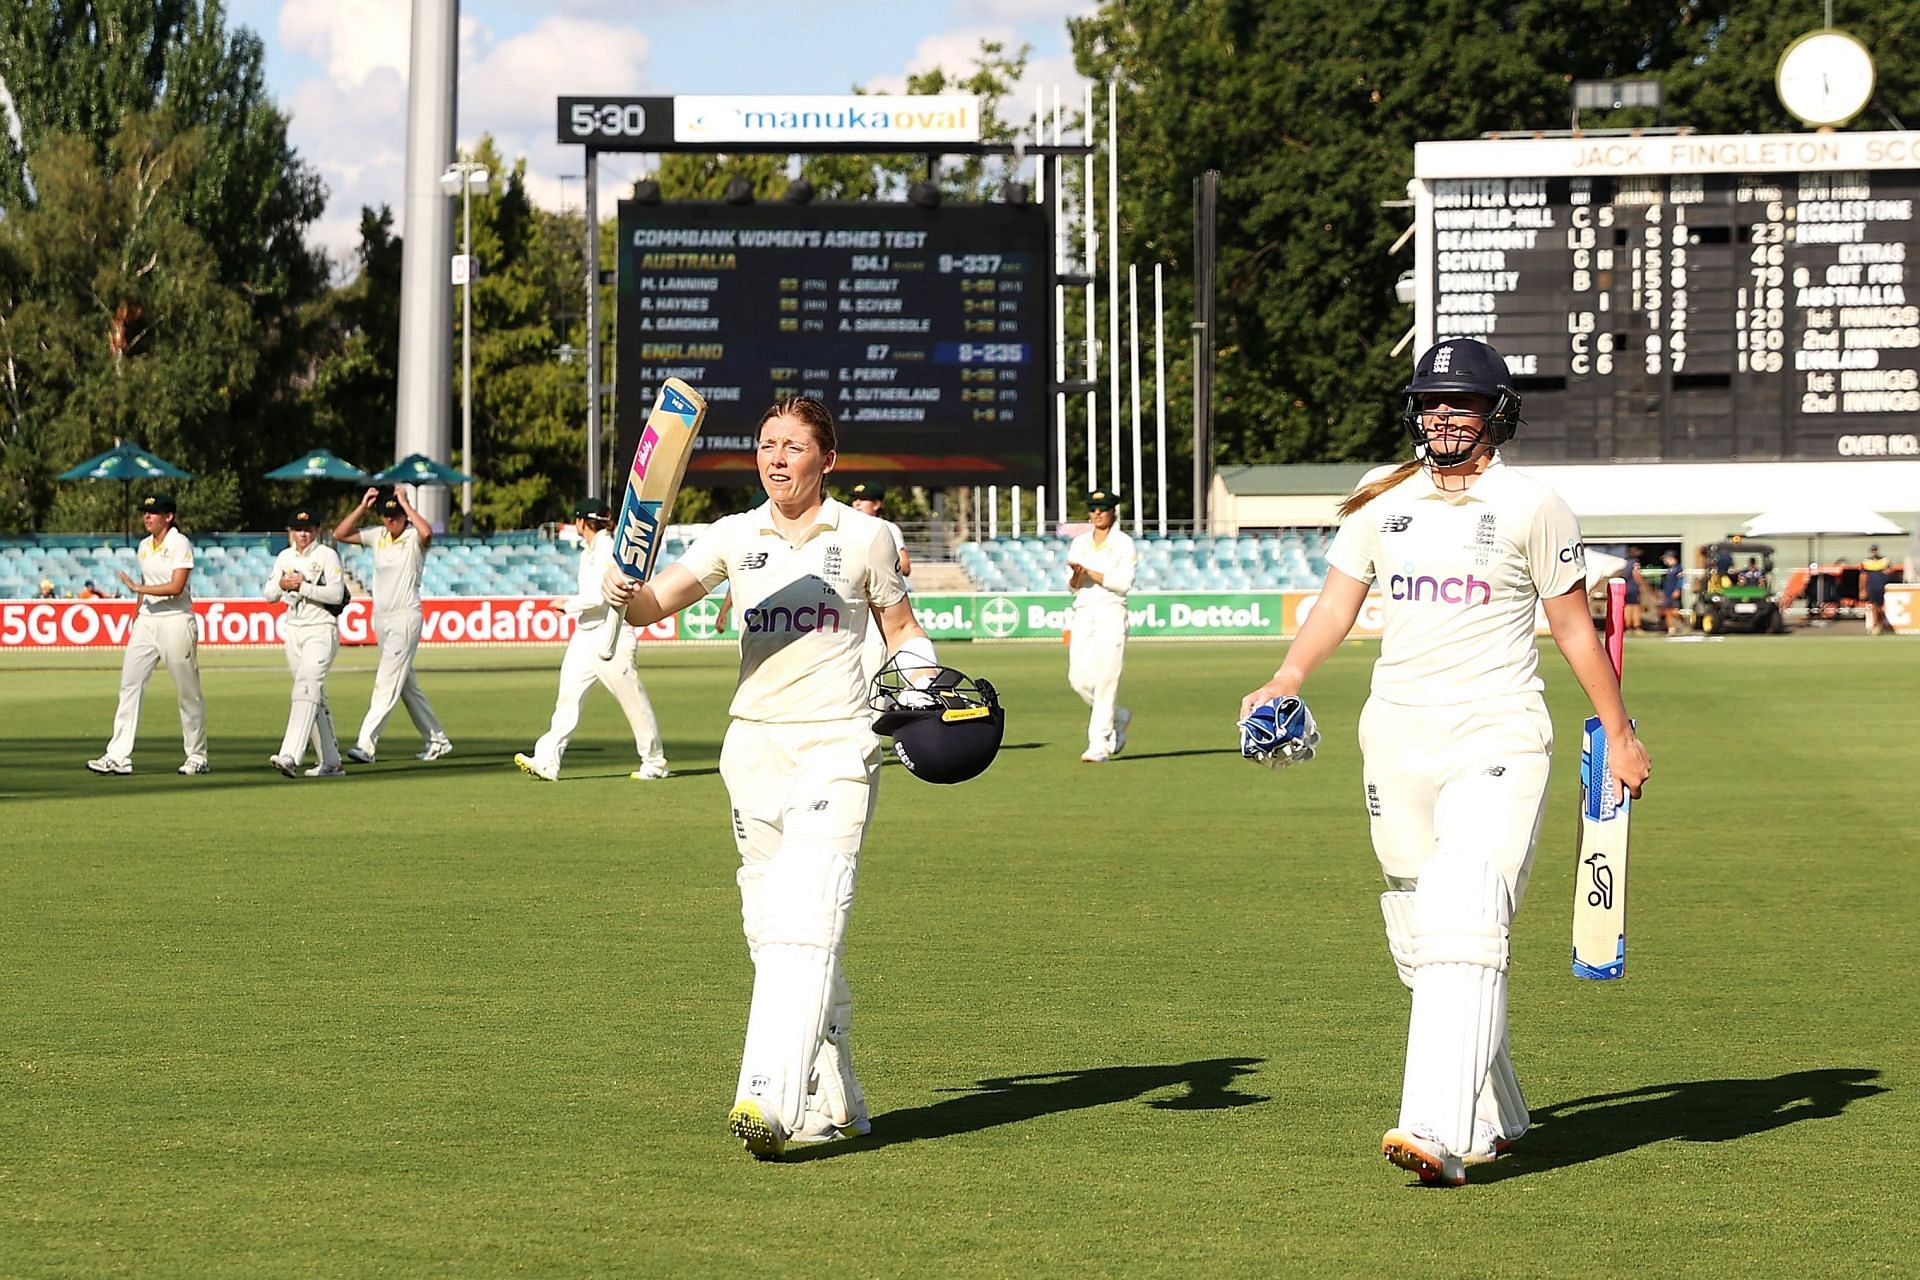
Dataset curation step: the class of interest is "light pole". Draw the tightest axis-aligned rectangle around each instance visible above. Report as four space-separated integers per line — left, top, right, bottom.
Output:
439 160 489 532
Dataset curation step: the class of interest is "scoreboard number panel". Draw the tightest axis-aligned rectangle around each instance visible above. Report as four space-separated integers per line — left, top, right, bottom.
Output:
1413 131 1920 464
614 201 1050 486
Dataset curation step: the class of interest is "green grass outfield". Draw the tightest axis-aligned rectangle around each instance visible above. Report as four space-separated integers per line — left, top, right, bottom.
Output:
3 635 1913 1277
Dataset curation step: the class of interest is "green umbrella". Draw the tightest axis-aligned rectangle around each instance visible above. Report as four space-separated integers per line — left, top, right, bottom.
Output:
264 449 370 482
369 453 474 486
56 440 194 543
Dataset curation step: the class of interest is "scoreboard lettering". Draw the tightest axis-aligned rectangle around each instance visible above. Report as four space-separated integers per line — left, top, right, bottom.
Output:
1413 131 1920 462
615 202 1050 486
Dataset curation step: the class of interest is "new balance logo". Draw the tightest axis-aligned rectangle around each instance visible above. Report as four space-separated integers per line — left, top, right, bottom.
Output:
1381 515 1412 533
739 552 769 571
1484 765 1507 777
808 799 829 811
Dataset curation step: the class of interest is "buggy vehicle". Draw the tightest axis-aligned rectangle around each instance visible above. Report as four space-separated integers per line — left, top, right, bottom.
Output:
1694 541 1787 634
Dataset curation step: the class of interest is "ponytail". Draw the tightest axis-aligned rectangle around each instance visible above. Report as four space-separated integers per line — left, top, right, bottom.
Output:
1336 459 1421 518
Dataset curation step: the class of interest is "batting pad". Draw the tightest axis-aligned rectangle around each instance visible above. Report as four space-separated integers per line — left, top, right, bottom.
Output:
734 845 856 1132
1380 891 1416 991
1477 1033 1530 1141
1399 855 1512 1155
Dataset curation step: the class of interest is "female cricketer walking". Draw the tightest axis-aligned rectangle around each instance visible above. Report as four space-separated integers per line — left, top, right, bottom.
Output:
334 486 452 764
603 396 935 1160
265 508 349 778
1239 339 1651 1186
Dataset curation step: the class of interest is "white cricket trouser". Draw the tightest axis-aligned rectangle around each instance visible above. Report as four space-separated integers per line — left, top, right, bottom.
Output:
1359 692 1553 1154
356 610 445 752
529 625 665 772
1068 602 1128 752
105 611 208 764
721 718 882 1133
278 623 342 769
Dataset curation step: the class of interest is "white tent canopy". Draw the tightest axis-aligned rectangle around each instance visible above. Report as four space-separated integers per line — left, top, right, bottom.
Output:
1741 505 1907 538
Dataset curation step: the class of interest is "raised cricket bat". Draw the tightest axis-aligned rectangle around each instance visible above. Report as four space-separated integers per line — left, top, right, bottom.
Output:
1572 578 1631 979
601 377 707 658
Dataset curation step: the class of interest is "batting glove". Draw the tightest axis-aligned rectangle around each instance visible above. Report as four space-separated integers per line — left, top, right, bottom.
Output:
1238 696 1319 770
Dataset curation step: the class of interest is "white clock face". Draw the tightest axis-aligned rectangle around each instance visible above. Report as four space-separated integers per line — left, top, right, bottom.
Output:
1777 30 1875 127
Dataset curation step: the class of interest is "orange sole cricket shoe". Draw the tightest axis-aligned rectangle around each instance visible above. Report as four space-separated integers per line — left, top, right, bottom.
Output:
1383 1127 1467 1187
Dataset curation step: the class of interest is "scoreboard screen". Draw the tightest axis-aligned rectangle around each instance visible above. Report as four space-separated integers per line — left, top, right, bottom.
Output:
614 201 1050 487
1413 131 1920 463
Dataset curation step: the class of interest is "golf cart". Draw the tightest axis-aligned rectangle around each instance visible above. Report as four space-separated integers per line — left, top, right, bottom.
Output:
1694 541 1787 634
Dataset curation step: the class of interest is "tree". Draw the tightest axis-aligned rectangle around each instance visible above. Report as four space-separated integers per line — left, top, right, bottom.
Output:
0 0 329 528
1071 0 1920 485
0 115 254 533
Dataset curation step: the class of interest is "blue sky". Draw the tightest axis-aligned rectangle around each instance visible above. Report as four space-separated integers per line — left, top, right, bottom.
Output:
218 0 1093 268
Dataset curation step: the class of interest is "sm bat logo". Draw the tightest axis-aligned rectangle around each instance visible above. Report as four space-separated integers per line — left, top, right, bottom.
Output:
615 498 663 576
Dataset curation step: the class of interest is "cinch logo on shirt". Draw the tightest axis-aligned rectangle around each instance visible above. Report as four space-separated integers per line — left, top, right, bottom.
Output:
1389 573 1492 605
743 602 845 633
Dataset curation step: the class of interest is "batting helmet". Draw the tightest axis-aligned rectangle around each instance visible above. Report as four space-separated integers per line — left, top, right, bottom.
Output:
871 660 1004 785
1401 338 1523 467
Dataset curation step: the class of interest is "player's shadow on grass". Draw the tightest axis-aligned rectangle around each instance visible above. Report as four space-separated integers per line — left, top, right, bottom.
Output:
788 1056 1267 1160
1472 1067 1887 1183
1108 748 1242 762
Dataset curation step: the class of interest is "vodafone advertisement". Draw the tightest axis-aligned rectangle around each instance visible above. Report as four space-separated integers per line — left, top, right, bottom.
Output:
0 598 687 651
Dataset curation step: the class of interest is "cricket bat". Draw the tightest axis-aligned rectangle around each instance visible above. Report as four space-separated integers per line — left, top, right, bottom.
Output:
1572 578 1631 980
601 377 708 658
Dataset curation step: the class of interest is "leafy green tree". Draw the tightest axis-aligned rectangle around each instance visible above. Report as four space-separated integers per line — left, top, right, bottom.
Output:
0 115 255 533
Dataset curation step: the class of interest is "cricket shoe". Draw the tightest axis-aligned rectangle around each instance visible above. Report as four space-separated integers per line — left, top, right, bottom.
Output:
416 738 454 762
86 756 132 776
1382 1126 1467 1187
727 1095 789 1161
305 763 348 779
345 746 377 765
1462 1120 1521 1168
177 759 211 776
788 1106 872 1148
268 754 299 779
630 763 672 780
1111 707 1132 755
1080 747 1110 763
513 753 558 782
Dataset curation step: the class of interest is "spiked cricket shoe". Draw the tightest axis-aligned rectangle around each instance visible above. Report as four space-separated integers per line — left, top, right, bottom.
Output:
1383 1126 1467 1187
630 762 672 780
513 753 558 782
416 738 454 761
1462 1119 1521 1167
789 1107 872 1148
345 746 376 765
305 763 348 779
268 754 299 779
727 1096 789 1160
176 759 211 775
86 756 132 775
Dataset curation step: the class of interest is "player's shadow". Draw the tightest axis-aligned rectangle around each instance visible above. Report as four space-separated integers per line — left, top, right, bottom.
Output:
787 1056 1267 1161
1108 748 1242 762
1470 1067 1886 1183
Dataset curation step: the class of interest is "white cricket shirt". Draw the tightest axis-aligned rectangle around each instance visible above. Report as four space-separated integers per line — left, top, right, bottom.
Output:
265 543 347 629
564 528 619 636
137 527 195 616
354 526 426 613
1067 527 1137 611
1325 456 1585 706
678 498 908 723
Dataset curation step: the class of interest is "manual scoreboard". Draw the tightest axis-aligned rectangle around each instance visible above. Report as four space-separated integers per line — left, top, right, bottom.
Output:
1412 132 1920 463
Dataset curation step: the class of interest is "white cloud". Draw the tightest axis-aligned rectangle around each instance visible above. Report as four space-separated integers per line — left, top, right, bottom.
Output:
280 0 410 85
953 0 1097 24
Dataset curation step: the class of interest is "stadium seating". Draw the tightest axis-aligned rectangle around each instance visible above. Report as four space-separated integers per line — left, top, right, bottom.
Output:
953 531 1334 593
0 533 695 599
2 530 1334 598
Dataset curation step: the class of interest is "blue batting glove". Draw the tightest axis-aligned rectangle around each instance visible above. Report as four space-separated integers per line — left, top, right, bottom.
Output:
1238 696 1320 770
